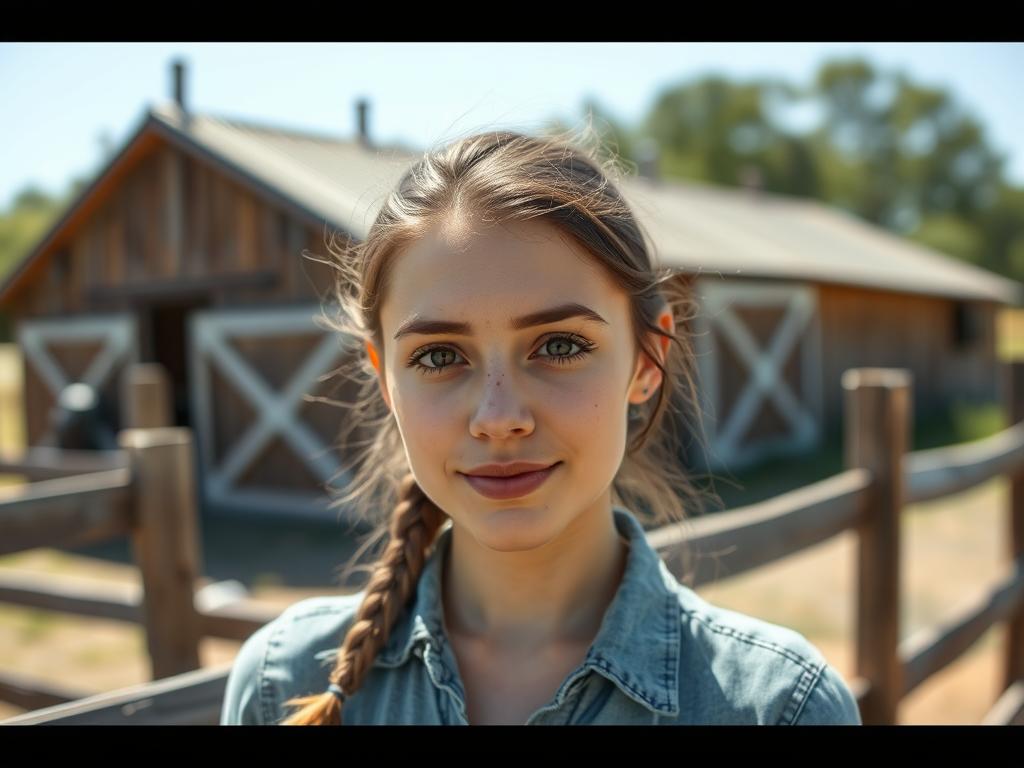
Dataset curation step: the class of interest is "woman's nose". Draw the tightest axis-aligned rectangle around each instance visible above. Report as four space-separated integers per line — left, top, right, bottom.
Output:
468 378 535 434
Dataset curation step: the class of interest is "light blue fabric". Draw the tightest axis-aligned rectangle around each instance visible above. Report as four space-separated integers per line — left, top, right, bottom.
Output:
220 505 862 725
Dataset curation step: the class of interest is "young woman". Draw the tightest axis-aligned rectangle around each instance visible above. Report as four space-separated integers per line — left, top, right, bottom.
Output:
220 128 862 726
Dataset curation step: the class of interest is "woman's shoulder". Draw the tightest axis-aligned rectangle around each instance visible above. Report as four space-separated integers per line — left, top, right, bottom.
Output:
220 593 365 725
661 567 861 724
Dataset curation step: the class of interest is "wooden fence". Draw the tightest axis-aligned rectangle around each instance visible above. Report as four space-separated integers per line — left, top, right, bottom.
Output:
1 363 1022 725
0 363 282 724
649 364 1024 725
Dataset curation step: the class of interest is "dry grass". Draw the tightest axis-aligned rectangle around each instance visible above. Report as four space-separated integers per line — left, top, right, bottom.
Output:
0 344 25 453
0 554 339 721
997 306 1024 361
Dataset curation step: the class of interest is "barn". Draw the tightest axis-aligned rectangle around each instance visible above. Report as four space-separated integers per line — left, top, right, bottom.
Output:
626 170 1023 472
1 59 1019 523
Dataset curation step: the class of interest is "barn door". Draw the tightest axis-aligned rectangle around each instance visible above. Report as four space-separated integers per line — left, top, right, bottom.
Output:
188 305 357 522
17 313 140 448
691 279 823 472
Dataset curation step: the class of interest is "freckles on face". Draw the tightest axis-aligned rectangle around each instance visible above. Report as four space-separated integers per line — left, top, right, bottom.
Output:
378 217 636 510
392 336 630 497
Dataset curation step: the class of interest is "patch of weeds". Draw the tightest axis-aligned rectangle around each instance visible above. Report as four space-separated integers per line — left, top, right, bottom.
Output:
71 646 113 666
16 608 58 643
0 549 72 570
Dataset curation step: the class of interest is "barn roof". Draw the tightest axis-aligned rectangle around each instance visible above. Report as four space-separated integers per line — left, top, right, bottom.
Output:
624 175 1024 305
2 101 1020 308
146 102 418 238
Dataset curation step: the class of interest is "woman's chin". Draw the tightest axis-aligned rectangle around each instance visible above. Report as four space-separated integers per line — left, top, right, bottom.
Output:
462 506 560 552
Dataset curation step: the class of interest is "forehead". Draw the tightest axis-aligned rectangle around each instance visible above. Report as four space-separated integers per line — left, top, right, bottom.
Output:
382 218 623 330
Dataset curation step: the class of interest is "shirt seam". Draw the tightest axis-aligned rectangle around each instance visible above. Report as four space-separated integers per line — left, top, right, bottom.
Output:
289 600 359 622
780 660 826 725
681 605 822 673
260 616 294 725
679 603 825 725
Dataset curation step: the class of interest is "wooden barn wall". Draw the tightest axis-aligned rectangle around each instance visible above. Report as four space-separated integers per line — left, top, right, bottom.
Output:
817 283 998 437
9 141 341 320
10 139 346 449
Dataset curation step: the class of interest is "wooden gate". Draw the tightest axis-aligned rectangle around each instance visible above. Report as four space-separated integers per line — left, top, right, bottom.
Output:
18 313 140 447
691 278 823 471
188 305 358 521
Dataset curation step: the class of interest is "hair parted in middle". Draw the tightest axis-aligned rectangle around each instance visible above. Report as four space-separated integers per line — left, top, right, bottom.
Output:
277 120 716 725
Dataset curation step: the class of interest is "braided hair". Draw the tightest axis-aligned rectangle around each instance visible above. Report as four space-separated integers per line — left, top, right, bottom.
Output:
279 474 448 724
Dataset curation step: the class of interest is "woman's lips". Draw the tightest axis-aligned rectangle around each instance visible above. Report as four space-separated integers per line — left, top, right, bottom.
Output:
460 462 562 500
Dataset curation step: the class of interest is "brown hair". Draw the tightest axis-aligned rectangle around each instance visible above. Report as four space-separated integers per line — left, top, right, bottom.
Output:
278 122 717 725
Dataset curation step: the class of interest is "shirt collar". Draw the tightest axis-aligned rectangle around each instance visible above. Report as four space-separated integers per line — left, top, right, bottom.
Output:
374 504 681 717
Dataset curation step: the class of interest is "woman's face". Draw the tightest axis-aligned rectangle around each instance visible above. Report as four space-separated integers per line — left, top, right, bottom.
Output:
367 215 668 552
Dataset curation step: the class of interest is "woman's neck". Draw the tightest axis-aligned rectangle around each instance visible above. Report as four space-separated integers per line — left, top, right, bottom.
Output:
440 503 629 654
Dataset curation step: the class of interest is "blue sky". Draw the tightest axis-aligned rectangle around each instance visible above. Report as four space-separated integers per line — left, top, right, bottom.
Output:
2 42 1022 212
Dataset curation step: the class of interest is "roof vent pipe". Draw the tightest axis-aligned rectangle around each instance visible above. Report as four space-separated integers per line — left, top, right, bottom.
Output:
171 58 189 125
636 138 660 183
356 98 370 148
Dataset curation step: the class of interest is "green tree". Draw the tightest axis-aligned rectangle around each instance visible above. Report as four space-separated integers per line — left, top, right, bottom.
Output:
624 54 1023 290
981 181 1024 284
0 179 82 341
640 73 824 198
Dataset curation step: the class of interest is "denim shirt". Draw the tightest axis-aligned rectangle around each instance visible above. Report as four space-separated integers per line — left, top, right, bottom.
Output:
221 505 862 725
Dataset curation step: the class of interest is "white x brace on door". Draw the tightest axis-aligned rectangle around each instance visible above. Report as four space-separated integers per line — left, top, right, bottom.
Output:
691 278 823 471
18 313 139 446
188 305 356 521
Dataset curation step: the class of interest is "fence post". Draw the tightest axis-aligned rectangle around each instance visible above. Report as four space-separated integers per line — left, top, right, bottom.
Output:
1004 361 1024 690
843 367 911 725
118 426 203 680
122 363 173 428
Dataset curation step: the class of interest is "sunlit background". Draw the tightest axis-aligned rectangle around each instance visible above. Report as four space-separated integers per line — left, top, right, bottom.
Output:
0 42 1022 726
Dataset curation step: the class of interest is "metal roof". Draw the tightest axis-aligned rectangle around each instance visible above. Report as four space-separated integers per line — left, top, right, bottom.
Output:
5 102 1020 308
622 175 1024 305
150 103 1020 305
149 102 416 241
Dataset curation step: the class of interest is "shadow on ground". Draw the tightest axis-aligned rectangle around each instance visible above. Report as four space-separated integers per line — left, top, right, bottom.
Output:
58 505 379 594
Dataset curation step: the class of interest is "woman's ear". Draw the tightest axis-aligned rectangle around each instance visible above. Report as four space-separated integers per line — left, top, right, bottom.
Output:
366 340 392 411
629 307 674 406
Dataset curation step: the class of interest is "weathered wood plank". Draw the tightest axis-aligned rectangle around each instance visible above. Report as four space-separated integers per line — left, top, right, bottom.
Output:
648 467 869 588
0 468 133 555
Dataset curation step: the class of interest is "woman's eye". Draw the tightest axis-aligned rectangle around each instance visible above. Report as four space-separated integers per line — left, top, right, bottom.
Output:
409 346 464 375
406 334 596 377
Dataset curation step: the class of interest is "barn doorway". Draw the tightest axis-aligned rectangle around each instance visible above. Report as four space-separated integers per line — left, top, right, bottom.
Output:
141 299 209 428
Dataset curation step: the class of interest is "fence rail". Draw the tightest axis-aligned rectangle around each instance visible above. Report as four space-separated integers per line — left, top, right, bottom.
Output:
904 419 1024 504
1 362 1022 725
0 363 284 721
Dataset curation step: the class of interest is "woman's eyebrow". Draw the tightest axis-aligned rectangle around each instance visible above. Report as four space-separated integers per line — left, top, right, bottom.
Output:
393 302 608 340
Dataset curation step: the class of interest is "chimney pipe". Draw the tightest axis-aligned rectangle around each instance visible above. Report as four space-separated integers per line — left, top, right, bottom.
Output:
172 58 188 119
356 98 370 148
636 138 659 183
